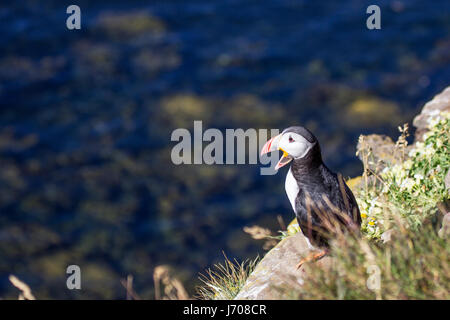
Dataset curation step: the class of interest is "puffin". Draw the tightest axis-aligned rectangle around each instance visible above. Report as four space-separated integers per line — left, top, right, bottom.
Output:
261 126 361 268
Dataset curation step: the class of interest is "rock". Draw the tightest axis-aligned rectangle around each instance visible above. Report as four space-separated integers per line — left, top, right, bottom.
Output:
413 86 450 141
381 229 395 243
356 134 406 172
438 213 450 238
354 86 450 174
234 232 332 300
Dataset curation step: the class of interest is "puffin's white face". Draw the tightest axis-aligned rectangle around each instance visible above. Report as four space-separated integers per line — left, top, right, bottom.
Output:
261 131 314 170
278 132 313 159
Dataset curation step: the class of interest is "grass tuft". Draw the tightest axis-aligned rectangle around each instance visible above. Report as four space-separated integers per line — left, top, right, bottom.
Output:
196 253 259 300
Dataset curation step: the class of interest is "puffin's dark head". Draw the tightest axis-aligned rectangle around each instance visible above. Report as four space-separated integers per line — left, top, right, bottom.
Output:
260 126 319 171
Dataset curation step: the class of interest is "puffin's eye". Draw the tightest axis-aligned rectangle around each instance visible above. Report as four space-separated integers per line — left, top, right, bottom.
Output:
289 136 294 143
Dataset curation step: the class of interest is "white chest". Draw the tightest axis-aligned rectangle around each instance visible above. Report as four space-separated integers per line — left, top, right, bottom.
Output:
285 168 299 213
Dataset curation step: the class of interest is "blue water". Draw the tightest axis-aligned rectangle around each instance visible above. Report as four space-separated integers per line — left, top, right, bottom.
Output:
0 0 449 298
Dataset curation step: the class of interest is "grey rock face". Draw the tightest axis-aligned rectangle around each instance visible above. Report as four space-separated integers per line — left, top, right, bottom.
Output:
438 213 450 238
381 229 395 243
413 87 450 141
356 134 405 173
234 232 332 300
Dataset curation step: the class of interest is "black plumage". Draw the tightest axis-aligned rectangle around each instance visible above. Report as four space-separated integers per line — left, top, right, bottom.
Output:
284 127 361 248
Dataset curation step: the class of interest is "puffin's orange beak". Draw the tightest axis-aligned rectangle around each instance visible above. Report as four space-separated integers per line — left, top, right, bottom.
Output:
260 134 281 156
261 134 292 170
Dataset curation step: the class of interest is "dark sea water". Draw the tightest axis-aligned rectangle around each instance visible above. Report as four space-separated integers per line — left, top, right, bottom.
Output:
0 0 449 298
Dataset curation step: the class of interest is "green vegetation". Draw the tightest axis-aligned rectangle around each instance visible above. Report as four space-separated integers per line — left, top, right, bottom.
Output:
356 112 449 239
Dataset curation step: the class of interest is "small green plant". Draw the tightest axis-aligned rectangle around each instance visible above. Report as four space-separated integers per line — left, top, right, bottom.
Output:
356 112 449 239
196 253 259 300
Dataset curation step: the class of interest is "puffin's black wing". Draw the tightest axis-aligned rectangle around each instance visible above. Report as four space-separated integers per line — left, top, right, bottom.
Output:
294 165 361 248
320 165 361 226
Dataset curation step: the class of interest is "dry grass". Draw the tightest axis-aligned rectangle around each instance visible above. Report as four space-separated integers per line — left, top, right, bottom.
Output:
153 265 189 300
294 219 450 299
9 275 36 300
196 253 259 300
243 225 278 250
